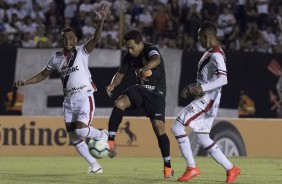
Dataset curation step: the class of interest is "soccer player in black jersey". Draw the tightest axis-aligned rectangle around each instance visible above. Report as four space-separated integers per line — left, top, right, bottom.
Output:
105 30 174 178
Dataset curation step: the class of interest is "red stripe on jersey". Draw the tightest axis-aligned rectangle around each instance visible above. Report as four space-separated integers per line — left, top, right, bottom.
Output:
184 99 214 126
212 45 225 55
211 45 226 62
88 96 93 126
204 100 214 112
184 110 205 126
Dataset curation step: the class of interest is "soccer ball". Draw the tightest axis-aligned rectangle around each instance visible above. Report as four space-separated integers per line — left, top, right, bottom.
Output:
88 139 109 159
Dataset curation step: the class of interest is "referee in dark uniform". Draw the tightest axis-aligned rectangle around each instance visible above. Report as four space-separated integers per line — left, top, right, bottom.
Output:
105 30 174 178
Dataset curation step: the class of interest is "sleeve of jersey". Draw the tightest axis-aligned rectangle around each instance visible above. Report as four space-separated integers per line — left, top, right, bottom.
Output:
201 53 227 92
148 49 160 58
46 55 56 71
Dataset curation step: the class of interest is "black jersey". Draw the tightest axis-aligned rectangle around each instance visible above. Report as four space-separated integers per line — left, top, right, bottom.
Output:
119 43 166 96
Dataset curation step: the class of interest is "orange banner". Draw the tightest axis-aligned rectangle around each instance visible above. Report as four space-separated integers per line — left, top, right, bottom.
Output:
0 116 282 157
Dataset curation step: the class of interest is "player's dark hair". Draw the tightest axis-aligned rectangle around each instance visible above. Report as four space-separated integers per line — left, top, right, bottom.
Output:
123 30 143 44
199 22 217 36
60 27 77 36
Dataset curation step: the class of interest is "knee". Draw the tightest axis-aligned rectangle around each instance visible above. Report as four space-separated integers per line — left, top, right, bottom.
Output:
74 127 89 138
171 122 186 136
152 120 165 136
114 98 128 110
196 134 211 148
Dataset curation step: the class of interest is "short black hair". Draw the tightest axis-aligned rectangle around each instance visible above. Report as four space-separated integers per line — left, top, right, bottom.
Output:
199 22 217 36
60 27 77 36
123 30 143 44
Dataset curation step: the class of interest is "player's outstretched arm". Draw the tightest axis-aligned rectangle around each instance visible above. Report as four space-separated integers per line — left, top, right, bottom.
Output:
106 72 124 97
14 68 52 88
140 55 160 78
84 5 111 53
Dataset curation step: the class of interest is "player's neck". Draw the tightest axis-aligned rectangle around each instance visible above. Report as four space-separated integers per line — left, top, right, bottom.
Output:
209 40 219 49
63 48 74 56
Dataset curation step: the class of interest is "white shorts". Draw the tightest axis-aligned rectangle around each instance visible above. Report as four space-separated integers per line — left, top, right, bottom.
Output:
63 94 95 125
175 101 216 133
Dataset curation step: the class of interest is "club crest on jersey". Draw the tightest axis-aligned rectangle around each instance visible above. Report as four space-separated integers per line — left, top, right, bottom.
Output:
61 66 79 77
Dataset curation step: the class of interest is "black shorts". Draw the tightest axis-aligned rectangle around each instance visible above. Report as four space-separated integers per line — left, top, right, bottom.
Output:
123 85 165 122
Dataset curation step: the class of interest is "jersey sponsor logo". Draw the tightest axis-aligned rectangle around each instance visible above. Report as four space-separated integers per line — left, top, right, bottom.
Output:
143 85 155 90
60 66 79 77
64 84 87 95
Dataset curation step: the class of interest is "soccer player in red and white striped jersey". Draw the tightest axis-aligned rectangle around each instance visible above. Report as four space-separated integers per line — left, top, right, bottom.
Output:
171 22 240 183
14 5 111 174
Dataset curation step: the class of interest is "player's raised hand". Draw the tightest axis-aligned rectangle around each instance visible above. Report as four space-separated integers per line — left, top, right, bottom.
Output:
13 80 25 89
106 84 115 97
94 4 111 21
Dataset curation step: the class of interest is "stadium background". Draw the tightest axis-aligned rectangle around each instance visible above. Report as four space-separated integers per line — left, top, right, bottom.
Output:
1 0 282 159
1 46 282 118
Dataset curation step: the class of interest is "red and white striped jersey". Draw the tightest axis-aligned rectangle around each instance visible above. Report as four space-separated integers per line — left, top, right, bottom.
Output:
197 45 227 92
46 45 96 100
193 45 227 116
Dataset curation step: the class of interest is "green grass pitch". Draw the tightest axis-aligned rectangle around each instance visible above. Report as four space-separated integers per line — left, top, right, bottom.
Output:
1 156 282 184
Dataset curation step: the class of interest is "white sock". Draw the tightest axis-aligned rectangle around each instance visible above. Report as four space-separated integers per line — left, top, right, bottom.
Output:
75 127 101 139
75 141 96 164
208 144 233 170
108 131 116 137
177 136 196 168
196 134 233 170
171 121 196 168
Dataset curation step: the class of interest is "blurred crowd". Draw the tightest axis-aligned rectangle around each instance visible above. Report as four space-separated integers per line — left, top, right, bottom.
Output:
1 0 282 53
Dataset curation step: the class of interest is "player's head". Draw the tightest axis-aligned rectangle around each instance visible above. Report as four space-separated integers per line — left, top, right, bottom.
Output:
123 30 144 57
59 27 78 52
197 22 217 48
